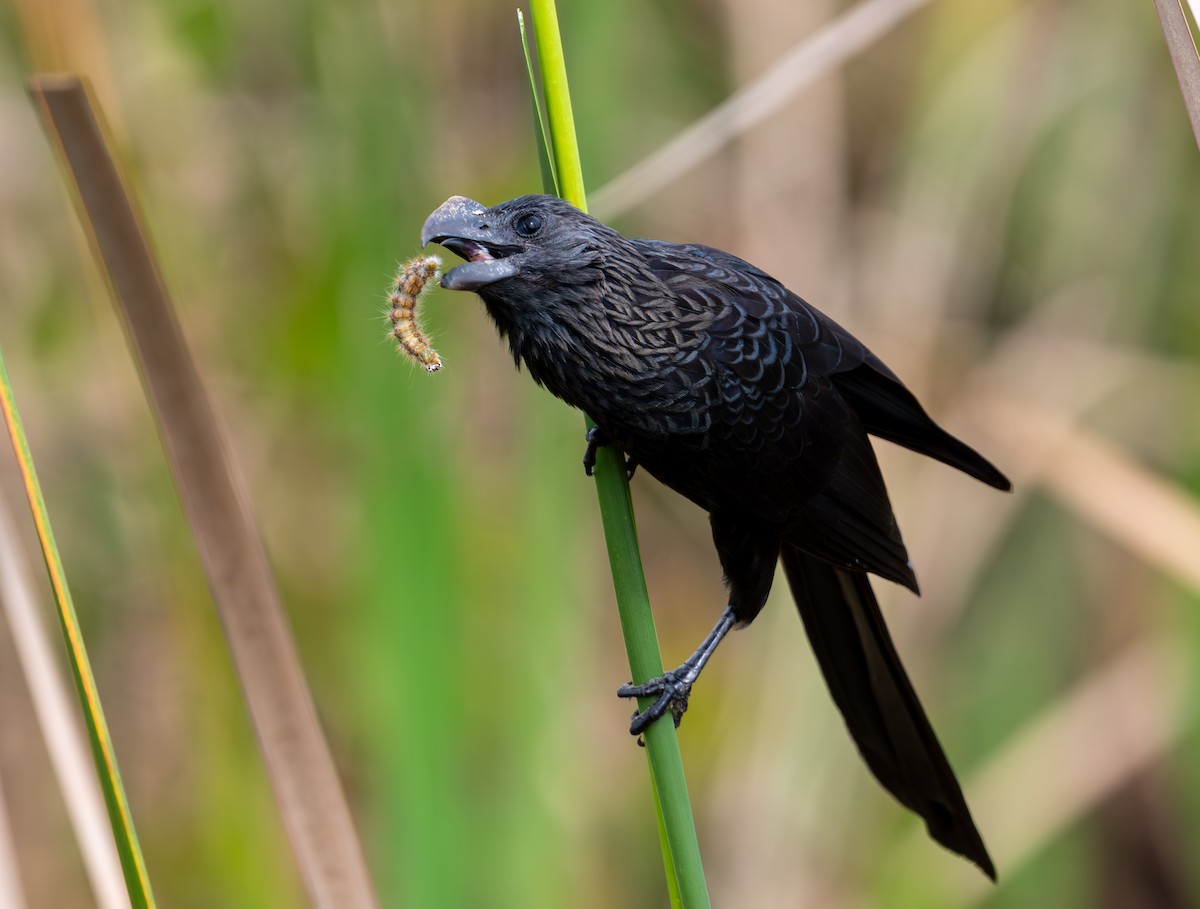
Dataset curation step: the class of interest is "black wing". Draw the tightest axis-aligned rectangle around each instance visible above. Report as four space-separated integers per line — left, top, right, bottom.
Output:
633 239 1009 491
631 240 917 589
834 357 1010 490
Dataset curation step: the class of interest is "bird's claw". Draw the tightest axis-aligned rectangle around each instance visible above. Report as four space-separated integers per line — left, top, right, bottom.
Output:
582 426 638 479
618 670 694 736
582 426 604 477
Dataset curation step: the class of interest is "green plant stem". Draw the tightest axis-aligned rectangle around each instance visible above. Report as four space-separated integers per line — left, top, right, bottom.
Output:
530 4 585 206
0 343 156 909
527 3 710 907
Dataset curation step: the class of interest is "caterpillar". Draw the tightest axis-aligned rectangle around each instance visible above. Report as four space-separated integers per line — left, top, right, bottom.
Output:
388 255 443 372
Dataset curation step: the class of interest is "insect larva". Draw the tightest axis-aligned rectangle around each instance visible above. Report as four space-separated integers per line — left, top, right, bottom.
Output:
388 255 443 372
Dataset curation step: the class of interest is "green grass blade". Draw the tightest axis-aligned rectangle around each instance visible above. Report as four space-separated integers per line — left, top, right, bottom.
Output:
518 10 559 197
0 344 156 909
0 499 131 909
526 3 711 906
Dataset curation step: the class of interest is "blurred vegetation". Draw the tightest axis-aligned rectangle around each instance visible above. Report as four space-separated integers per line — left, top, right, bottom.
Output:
1 0 1199 907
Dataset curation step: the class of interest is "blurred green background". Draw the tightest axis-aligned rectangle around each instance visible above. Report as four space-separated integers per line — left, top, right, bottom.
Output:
2 0 1200 906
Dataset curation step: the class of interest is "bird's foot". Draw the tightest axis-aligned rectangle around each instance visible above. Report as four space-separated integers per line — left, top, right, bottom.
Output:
582 426 637 479
616 607 737 737
618 665 699 736
582 426 606 476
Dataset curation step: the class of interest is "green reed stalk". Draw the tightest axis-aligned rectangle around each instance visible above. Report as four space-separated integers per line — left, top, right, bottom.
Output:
524 4 711 906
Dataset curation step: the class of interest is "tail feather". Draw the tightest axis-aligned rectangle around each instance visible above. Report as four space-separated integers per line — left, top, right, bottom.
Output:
780 545 995 879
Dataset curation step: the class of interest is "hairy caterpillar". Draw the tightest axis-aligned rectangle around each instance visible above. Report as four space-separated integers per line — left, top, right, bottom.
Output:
388 255 443 372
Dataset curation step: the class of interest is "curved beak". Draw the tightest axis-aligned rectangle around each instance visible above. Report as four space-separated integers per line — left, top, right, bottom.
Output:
421 196 521 291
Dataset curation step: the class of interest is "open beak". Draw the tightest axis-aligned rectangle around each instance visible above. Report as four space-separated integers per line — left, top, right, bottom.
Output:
421 196 522 291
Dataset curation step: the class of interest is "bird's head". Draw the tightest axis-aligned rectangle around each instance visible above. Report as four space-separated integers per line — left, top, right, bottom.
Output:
420 193 655 392
420 193 617 294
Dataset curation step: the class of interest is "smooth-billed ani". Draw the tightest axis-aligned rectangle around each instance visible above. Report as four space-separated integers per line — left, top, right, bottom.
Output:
421 194 1009 878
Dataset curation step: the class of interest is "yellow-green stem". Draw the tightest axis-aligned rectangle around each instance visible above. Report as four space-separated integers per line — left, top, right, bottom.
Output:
0 343 156 908
527 3 710 906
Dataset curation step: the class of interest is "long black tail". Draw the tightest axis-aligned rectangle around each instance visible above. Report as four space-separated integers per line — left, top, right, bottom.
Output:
780 544 995 879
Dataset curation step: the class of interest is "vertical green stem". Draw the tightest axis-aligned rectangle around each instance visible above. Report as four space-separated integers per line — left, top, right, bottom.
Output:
530 6 585 206
527 3 710 907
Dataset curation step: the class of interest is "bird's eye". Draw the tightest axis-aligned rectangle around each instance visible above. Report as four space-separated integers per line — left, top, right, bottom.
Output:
514 212 543 237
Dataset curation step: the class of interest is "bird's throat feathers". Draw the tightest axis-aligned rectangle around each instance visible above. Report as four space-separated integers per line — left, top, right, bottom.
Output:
474 234 661 396
476 271 615 396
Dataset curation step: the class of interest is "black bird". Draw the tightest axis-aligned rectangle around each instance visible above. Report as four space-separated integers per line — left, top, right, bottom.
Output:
421 194 1009 878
